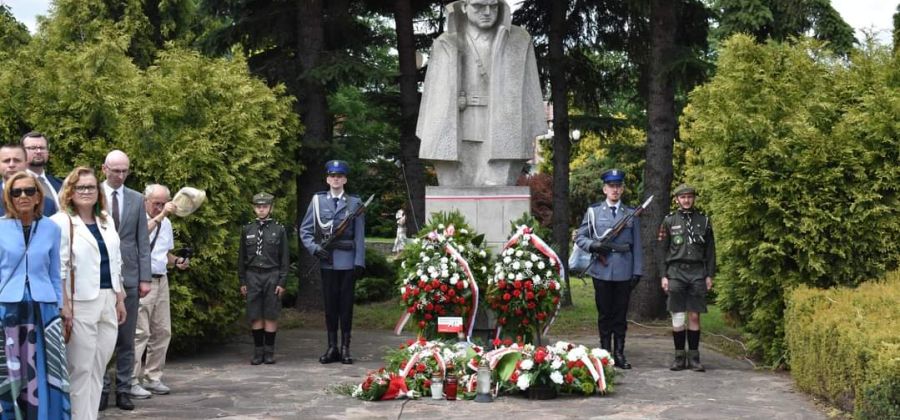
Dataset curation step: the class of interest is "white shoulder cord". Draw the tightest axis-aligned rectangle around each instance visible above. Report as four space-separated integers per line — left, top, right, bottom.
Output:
313 195 334 234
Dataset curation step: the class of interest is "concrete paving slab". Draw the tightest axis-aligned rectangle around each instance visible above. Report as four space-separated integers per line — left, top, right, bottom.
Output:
100 328 826 420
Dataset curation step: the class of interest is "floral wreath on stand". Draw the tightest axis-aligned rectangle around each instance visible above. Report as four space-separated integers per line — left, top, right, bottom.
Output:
487 225 564 344
395 225 482 340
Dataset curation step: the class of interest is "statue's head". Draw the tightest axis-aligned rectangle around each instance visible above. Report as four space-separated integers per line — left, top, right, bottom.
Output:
464 0 500 30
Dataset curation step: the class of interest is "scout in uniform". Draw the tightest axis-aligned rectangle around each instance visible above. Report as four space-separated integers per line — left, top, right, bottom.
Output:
574 168 642 369
658 184 716 372
238 192 290 365
299 160 365 365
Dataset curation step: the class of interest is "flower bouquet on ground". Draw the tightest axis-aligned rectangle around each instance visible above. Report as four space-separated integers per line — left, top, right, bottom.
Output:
395 216 491 340
484 341 616 397
352 338 482 400
488 225 564 344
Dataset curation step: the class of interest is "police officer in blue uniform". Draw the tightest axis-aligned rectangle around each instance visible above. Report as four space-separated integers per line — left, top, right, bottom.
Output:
300 160 365 364
574 169 642 369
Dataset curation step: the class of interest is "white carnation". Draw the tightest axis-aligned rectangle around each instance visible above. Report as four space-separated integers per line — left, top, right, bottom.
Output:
516 373 531 390
440 257 448 264
515 273 524 281
503 256 512 264
591 348 612 360
422 256 430 263
525 261 533 269
441 270 449 278
416 269 423 276
530 253 539 262
419 275 428 282
512 261 521 270
533 275 542 284
498 272 505 280
538 261 546 270
438 224 445 230
523 234 531 242
554 281 561 290
505 248 514 256
462 281 469 289
450 277 458 285
551 359 563 370
520 359 534 370
515 250 524 257
550 371 564 385
479 250 487 258
460 228 469 234
495 266 502 273
567 346 586 361
401 261 407 269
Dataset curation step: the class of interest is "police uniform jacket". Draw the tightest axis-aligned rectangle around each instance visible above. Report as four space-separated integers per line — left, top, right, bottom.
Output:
300 192 365 271
238 218 290 287
575 202 642 281
657 209 716 279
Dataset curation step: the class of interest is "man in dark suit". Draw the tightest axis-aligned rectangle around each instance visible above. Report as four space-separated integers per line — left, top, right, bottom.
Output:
21 132 63 207
0 143 57 216
100 150 152 411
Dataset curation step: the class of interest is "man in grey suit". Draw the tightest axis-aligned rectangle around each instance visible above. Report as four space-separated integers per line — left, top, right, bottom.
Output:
100 150 152 411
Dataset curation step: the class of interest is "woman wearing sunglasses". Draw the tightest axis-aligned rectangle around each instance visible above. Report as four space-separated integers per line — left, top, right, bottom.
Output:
51 167 126 420
0 171 71 418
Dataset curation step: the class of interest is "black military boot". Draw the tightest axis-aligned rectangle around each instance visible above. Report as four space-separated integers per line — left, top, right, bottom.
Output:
600 333 612 353
670 350 686 371
687 350 705 372
251 346 264 365
613 334 632 369
263 345 276 364
319 331 340 364
340 333 353 364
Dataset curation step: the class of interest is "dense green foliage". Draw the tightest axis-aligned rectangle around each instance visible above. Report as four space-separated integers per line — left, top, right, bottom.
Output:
785 272 900 418
681 35 900 364
0 12 299 351
354 248 397 303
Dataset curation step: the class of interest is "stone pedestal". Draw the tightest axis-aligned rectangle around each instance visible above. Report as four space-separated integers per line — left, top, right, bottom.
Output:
425 186 531 251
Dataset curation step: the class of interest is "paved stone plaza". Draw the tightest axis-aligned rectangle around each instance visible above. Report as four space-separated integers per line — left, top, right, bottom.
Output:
100 328 827 420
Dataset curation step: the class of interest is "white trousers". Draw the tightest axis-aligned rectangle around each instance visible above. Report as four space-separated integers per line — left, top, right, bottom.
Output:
134 275 172 384
67 289 118 420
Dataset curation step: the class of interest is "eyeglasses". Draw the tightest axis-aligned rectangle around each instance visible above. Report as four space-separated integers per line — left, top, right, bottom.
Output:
75 185 98 194
24 146 48 152
10 187 38 198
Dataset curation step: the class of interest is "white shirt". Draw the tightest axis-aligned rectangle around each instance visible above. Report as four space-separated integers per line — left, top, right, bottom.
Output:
605 200 619 215
102 181 125 225
27 169 60 207
148 214 174 275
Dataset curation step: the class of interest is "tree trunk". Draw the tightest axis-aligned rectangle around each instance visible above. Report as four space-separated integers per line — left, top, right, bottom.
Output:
631 0 676 320
394 0 426 235
549 0 573 307
295 0 330 310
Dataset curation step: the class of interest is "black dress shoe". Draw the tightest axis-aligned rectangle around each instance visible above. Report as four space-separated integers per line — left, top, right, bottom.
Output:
340 346 353 364
99 392 109 411
318 347 340 364
116 393 135 410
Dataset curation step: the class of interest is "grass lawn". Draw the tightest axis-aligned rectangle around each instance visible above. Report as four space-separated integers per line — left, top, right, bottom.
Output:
281 276 751 359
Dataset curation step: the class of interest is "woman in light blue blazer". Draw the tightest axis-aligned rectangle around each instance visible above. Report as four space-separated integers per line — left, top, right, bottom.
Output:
0 171 71 419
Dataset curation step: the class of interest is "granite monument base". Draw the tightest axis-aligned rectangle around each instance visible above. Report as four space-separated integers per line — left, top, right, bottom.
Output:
425 186 531 251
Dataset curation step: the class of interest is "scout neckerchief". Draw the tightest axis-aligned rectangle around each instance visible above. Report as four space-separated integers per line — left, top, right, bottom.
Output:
255 218 270 256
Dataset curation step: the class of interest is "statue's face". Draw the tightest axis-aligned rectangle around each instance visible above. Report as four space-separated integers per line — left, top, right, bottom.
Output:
465 0 499 30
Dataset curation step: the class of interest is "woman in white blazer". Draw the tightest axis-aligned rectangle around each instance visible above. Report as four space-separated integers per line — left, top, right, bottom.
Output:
51 167 127 420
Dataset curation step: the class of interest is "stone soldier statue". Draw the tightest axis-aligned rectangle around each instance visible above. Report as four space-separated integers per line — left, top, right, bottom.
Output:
392 208 407 253
300 160 366 364
238 192 290 365
416 0 546 186
574 169 643 369
658 184 716 372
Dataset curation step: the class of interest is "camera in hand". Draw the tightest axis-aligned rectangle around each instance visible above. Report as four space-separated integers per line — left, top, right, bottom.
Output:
176 247 194 259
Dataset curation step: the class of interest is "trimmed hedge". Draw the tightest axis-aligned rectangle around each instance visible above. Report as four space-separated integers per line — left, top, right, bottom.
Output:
785 271 900 418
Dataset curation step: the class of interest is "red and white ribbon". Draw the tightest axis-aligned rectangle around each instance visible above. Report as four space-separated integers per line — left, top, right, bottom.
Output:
482 346 523 370
398 347 447 379
503 225 566 337
444 242 478 341
581 354 607 393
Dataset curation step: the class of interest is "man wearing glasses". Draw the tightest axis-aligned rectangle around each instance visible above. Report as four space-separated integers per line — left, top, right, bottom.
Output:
100 149 152 411
21 131 63 207
0 143 58 216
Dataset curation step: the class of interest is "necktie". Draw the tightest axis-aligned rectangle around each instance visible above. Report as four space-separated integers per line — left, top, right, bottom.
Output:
112 191 120 228
332 197 339 207
37 176 53 198
610 206 617 218
256 220 267 256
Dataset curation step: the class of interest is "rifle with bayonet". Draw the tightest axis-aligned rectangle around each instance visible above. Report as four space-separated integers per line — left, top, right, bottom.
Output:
593 195 653 266
305 194 374 276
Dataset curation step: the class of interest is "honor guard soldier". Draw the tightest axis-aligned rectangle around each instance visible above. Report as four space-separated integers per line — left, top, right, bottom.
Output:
300 160 366 365
238 192 289 365
574 168 642 369
658 184 716 372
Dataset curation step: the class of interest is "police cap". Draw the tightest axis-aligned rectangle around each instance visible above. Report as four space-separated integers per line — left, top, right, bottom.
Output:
325 160 349 176
673 184 696 197
252 192 274 205
600 169 625 185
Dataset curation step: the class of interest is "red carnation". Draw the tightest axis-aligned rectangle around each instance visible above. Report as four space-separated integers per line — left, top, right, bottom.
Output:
510 371 519 382
526 292 535 301
400 359 408 369
522 318 530 325
419 337 427 345
525 281 533 290
424 313 433 320
513 290 521 298
576 360 585 368
424 285 432 292
498 317 507 325
456 281 464 290
539 289 547 297
440 284 448 292
498 280 506 289
514 309 523 316
418 320 426 328
503 293 511 301
514 280 523 289
407 306 416 314
567 361 576 369
424 379 432 388
431 280 440 289
416 363 426 373
527 302 536 309
406 339 415 346
534 349 547 364
553 296 560 304
503 338 513 346
565 373 574 384
492 338 502 347
426 303 434 311
418 280 426 288
448 289 456 297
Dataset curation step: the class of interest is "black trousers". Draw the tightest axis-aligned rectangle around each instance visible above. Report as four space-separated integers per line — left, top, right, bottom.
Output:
593 278 632 337
321 269 355 335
